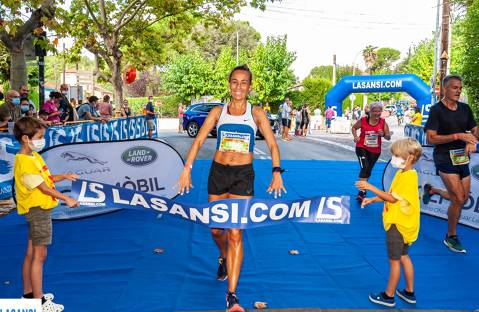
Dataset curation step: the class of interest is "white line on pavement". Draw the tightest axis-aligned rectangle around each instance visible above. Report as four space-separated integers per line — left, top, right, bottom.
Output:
254 147 267 155
305 137 388 162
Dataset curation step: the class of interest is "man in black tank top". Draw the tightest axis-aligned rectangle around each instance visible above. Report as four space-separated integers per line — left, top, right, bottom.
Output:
423 75 478 253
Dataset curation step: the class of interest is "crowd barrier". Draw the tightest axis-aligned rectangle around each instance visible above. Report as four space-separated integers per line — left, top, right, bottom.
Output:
0 116 158 200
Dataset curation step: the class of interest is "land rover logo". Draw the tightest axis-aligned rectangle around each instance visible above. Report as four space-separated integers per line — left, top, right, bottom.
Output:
121 146 157 166
472 165 479 181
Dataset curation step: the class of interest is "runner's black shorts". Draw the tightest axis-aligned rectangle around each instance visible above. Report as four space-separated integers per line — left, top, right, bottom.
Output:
208 161 255 196
356 147 380 178
435 160 470 179
281 118 291 128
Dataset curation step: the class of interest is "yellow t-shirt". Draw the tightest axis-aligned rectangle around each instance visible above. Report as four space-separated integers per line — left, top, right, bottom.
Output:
14 152 58 215
412 112 422 126
383 169 420 244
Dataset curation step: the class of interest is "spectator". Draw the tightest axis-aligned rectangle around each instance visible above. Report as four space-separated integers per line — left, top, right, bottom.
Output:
77 96 105 122
0 90 22 128
178 102 185 133
120 99 132 118
38 110 53 126
59 84 75 122
98 95 113 119
280 97 292 141
301 104 311 137
20 98 35 117
410 107 422 126
42 92 64 123
325 106 335 133
19 85 37 116
294 106 302 136
145 96 156 139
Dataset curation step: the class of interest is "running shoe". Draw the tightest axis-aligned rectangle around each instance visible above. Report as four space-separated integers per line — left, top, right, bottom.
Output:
226 292 245 312
396 289 416 304
422 183 432 204
368 292 395 307
42 299 64 312
217 257 228 281
444 234 467 253
356 190 366 202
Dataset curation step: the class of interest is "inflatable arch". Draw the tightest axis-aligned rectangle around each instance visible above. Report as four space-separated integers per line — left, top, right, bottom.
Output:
325 73 432 121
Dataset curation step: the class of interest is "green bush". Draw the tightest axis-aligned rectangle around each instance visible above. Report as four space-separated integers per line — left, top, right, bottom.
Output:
126 95 181 117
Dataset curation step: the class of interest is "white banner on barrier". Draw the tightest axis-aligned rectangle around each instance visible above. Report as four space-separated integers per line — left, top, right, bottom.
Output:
40 139 184 219
383 146 479 229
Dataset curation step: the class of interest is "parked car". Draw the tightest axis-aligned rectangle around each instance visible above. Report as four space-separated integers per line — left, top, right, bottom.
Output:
182 102 278 138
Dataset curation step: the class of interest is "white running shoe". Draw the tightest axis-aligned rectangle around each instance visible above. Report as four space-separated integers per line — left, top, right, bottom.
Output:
42 299 64 312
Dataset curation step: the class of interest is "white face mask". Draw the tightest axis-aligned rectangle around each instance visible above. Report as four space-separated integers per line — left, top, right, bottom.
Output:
391 155 406 169
28 138 46 152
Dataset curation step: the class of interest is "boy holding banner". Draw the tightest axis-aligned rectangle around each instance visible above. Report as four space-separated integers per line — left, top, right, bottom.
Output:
13 117 80 311
355 138 422 307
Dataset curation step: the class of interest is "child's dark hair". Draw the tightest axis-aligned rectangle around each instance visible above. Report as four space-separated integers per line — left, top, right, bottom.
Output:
228 64 253 83
13 117 46 142
49 91 63 99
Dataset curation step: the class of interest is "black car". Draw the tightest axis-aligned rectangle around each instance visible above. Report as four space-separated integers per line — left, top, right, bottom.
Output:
183 103 279 138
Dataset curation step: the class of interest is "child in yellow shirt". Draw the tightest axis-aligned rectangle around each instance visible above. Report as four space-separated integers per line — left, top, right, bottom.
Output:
13 117 79 311
355 138 422 307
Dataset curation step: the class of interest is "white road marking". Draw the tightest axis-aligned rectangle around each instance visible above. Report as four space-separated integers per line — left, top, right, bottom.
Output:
305 137 389 162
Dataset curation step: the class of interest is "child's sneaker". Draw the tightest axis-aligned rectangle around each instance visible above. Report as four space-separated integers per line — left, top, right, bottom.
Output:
217 257 227 281
422 183 432 204
396 289 416 304
226 292 245 312
368 292 395 307
42 299 64 312
444 234 467 253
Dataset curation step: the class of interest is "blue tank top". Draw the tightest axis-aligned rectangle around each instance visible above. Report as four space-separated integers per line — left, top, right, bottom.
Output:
215 102 257 154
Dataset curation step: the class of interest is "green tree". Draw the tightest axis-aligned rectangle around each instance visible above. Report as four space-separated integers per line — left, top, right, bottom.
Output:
66 0 275 108
396 39 435 83
362 45 377 74
162 52 213 102
460 0 479 115
0 0 58 89
249 36 296 105
309 65 356 81
301 75 332 111
371 47 401 73
186 20 260 61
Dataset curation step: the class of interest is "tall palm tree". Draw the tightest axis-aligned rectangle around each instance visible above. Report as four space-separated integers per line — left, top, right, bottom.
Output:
362 45 378 74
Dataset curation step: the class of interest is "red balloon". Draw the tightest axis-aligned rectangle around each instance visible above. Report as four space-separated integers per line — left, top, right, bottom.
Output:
125 67 136 84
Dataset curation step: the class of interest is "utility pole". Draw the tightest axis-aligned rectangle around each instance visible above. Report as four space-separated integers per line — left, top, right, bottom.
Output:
332 54 337 86
439 0 451 99
431 0 441 104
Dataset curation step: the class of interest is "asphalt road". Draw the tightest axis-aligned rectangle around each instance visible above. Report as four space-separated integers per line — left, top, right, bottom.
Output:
157 130 396 163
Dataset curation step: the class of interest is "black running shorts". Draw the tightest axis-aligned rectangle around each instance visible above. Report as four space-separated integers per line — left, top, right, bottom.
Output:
356 147 380 179
208 161 255 196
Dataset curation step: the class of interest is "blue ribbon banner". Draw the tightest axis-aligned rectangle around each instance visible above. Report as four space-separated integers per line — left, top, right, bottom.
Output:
71 180 351 228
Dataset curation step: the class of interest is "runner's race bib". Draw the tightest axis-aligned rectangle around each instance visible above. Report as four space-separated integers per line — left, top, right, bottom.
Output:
449 148 469 166
365 132 379 147
219 131 251 154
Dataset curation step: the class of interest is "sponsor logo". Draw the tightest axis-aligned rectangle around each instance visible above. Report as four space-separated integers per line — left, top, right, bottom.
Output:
471 165 479 182
121 146 157 166
61 152 108 165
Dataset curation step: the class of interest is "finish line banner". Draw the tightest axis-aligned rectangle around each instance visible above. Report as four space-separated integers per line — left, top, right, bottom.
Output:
71 180 351 229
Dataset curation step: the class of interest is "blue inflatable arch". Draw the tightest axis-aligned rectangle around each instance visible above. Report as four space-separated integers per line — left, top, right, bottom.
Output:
325 73 432 120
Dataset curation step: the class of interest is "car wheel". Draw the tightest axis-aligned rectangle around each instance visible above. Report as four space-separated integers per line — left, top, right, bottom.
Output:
187 121 199 138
